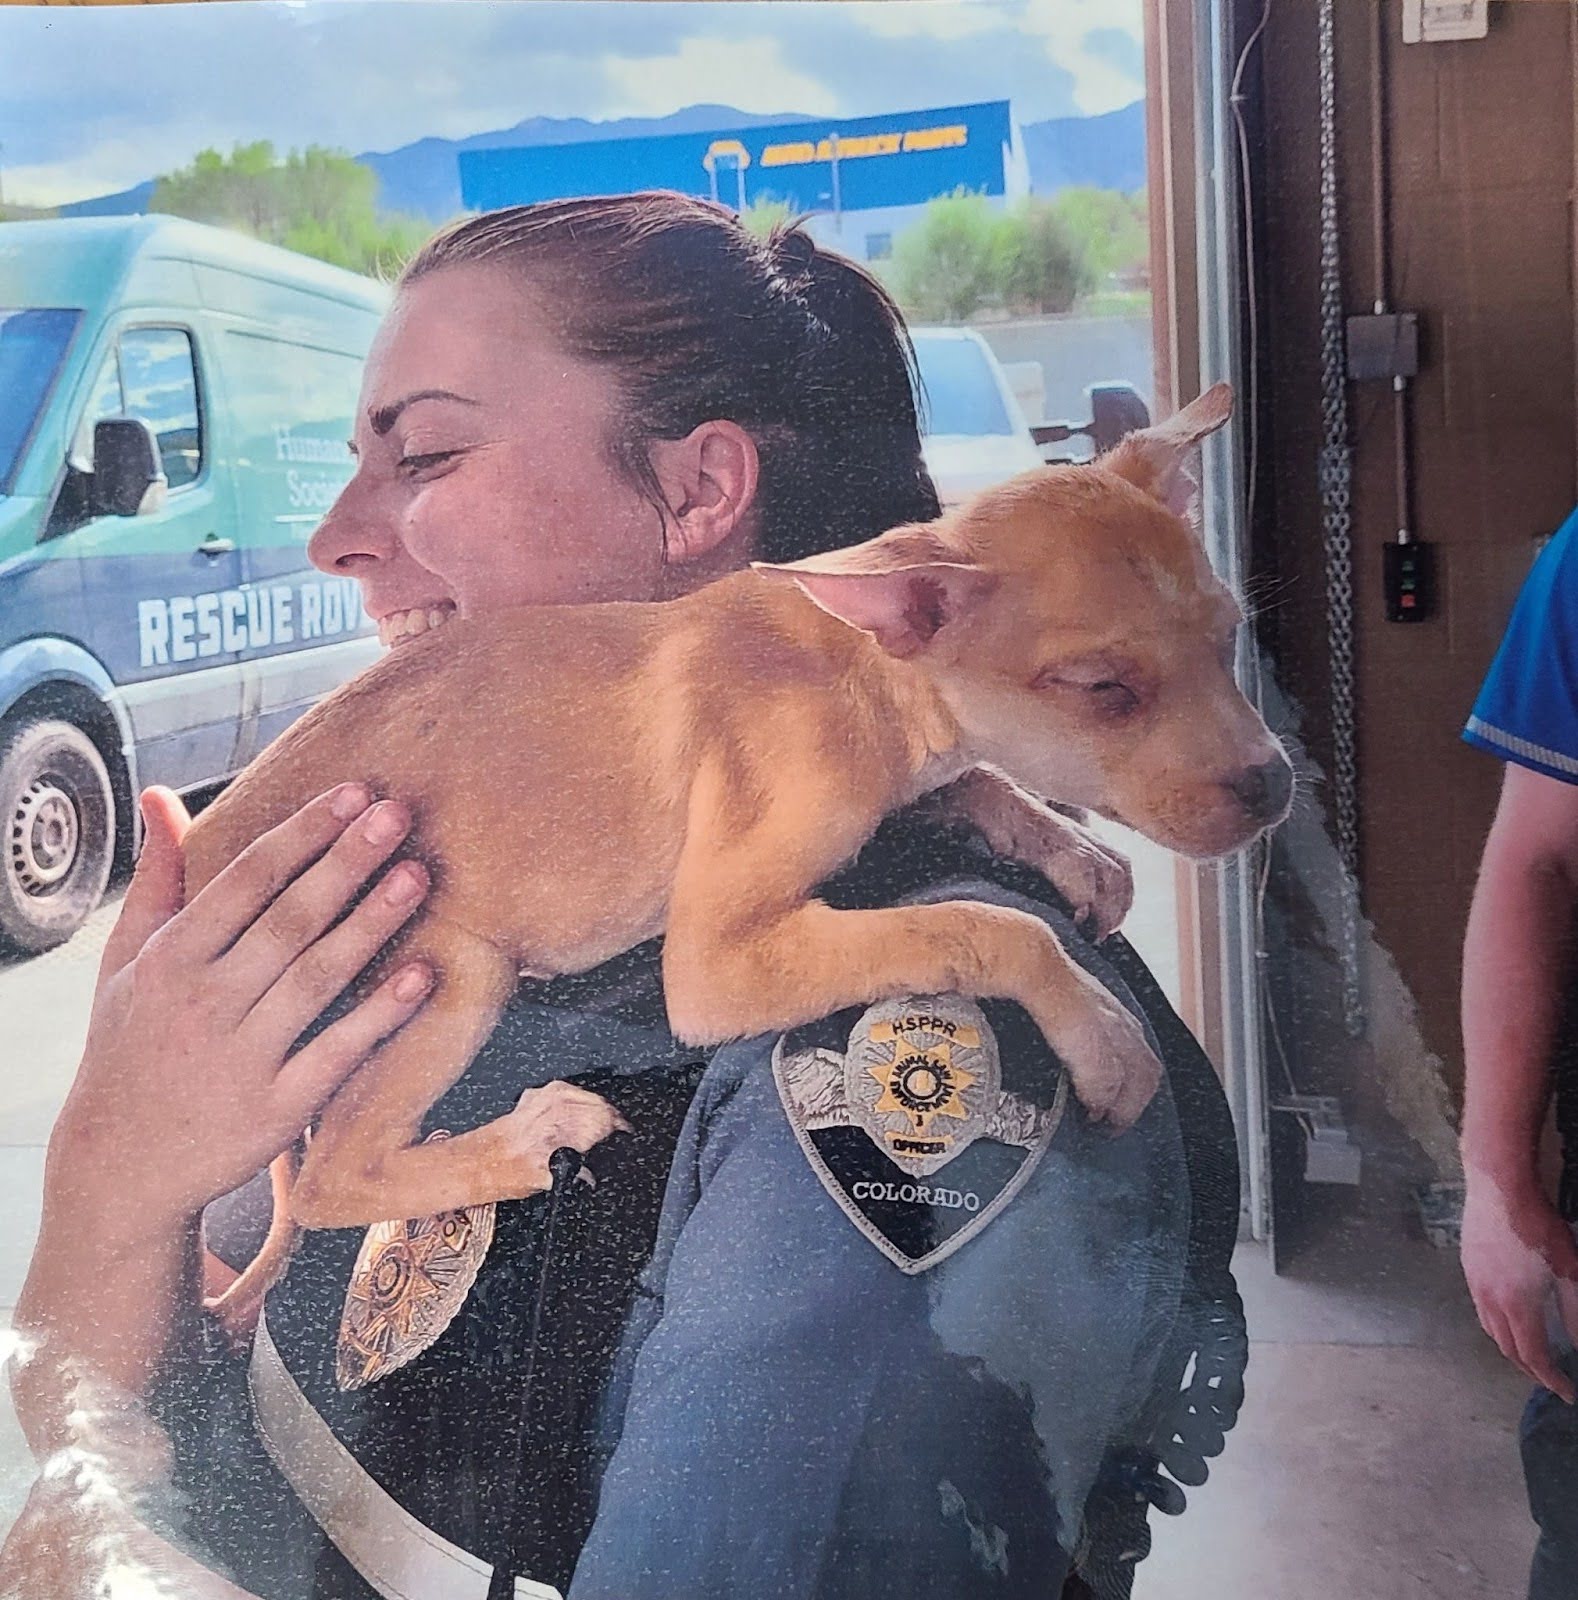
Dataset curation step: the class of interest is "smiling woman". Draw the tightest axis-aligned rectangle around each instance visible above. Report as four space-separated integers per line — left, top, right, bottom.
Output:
0 190 1242 1600
309 265 693 621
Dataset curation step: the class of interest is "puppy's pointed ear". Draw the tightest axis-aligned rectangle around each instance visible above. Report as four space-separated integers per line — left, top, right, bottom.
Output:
753 529 996 659
1101 382 1233 525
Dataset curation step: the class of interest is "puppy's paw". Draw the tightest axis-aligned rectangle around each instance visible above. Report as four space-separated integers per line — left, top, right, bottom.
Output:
961 782 1133 939
1055 991 1162 1133
1038 824 1134 942
499 1079 634 1193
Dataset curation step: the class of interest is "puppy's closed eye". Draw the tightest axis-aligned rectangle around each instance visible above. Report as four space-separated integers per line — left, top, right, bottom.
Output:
1081 680 1141 719
1032 667 1142 720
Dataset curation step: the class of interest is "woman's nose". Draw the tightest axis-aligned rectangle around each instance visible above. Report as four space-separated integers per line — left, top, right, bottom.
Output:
309 473 393 575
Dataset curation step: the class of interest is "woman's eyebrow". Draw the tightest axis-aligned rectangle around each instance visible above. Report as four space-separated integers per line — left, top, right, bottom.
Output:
368 389 482 436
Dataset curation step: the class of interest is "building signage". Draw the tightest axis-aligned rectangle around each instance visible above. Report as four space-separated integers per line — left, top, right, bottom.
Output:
760 124 969 168
460 102 1010 219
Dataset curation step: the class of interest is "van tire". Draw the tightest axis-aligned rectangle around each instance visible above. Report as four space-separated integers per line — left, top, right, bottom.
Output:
0 719 116 955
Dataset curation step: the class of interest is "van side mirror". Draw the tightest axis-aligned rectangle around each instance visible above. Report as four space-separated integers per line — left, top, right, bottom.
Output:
91 418 168 518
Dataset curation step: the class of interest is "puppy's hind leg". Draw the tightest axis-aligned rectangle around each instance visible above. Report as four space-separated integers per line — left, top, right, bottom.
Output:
204 1144 302 1345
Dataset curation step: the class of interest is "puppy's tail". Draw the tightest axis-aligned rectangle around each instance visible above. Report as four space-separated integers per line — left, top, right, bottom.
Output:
202 1148 301 1347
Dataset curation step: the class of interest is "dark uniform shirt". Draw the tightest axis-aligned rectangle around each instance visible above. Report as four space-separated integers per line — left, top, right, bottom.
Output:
154 814 1243 1600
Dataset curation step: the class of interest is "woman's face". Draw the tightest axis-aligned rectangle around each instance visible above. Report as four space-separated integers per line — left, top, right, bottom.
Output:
310 263 673 648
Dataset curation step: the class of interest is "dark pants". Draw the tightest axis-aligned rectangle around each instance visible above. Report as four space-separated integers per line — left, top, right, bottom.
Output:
1523 1341 1578 1599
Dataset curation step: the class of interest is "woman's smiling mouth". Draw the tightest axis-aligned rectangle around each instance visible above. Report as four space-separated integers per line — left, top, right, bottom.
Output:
378 602 457 648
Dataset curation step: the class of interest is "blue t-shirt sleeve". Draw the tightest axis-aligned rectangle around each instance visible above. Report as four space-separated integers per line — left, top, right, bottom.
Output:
1464 508 1578 784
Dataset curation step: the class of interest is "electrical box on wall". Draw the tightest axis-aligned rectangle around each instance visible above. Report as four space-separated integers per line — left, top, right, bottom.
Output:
1383 540 1433 622
1402 0 1489 44
1346 312 1420 382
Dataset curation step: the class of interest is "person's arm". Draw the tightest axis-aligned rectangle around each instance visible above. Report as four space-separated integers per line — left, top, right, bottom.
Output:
0 1470 268 1600
1461 762 1578 1400
11 782 436 1459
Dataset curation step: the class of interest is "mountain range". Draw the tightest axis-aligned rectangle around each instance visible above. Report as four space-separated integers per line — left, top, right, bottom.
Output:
59 99 1145 222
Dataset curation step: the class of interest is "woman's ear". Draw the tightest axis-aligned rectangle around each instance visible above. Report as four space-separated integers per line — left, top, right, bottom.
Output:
647 421 761 567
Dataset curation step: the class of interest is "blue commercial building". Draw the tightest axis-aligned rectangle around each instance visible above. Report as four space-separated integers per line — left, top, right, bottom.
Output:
458 101 1027 264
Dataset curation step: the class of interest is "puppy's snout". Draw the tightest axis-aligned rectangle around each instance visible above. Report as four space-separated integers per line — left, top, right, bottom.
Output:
1227 758 1293 825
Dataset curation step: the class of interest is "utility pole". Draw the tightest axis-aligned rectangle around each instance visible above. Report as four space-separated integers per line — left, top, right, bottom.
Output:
828 133 841 234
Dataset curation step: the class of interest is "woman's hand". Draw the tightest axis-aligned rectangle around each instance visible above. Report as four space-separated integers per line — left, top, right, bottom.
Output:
51 782 436 1235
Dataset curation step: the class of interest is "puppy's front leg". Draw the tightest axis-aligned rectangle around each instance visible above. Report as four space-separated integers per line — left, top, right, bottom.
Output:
665 897 1161 1130
292 919 618 1227
929 769 1134 941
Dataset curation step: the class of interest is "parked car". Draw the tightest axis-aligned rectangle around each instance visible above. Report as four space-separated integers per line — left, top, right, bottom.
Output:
0 215 388 951
909 326 1046 507
911 326 1155 509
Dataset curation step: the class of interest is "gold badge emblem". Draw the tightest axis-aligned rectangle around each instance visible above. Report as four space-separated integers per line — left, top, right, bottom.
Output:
335 1133 496 1392
865 1019 980 1142
845 996 1002 1176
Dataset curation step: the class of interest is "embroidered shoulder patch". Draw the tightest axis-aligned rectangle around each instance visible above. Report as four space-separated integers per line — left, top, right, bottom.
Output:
774 995 1065 1273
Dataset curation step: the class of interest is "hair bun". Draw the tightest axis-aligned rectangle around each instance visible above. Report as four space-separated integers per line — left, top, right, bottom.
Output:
772 228 818 277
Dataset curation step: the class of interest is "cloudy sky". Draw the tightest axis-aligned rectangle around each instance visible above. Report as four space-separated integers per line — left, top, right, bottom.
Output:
1 0 1144 207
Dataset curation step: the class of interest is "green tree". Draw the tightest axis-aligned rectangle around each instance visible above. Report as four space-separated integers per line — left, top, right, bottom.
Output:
154 140 284 235
1048 186 1148 283
994 199 1093 315
888 190 1100 322
151 142 428 277
888 189 1003 323
887 186 1147 323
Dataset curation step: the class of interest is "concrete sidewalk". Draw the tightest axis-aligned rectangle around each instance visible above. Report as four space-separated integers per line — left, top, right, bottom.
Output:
1146 1240 1532 1598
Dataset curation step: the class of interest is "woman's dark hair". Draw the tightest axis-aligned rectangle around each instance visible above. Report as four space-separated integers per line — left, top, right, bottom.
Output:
401 191 940 562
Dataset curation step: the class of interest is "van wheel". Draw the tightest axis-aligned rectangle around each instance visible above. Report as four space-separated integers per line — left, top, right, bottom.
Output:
0 719 116 955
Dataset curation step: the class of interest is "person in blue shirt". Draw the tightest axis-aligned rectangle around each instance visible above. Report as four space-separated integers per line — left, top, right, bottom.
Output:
3 195 1242 1600
1462 505 1578 1600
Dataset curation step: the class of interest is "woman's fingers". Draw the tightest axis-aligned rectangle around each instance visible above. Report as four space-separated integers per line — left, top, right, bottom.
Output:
174 783 376 963
268 961 435 1136
245 857 431 1049
98 789 190 982
224 798 416 1014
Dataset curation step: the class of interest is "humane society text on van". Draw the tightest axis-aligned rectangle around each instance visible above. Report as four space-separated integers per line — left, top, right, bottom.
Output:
137 577 366 665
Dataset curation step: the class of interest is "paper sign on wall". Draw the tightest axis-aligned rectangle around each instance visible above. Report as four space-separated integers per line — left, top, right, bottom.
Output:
1402 0 1489 44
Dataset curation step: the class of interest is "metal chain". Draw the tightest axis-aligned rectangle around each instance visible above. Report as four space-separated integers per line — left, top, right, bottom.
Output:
1317 0 1365 1037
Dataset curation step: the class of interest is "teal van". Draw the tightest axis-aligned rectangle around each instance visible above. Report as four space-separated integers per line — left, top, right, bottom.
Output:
0 215 390 951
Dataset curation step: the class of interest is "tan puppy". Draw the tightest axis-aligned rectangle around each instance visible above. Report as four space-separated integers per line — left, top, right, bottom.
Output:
187 382 1288 1309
